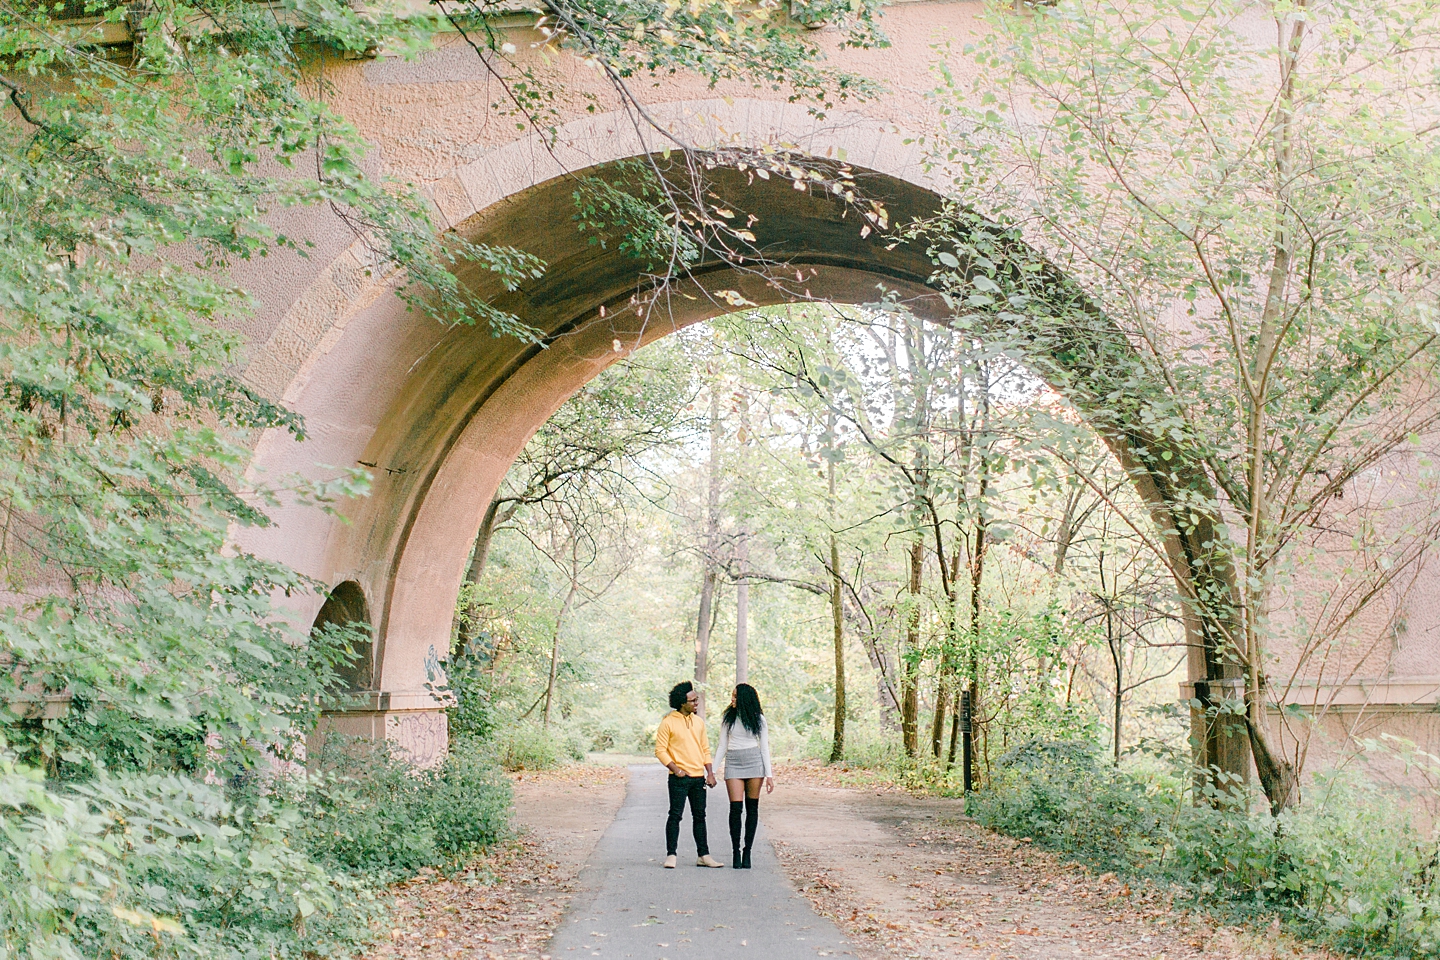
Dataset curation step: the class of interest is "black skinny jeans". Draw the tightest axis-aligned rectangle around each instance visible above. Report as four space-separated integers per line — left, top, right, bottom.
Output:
665 774 709 856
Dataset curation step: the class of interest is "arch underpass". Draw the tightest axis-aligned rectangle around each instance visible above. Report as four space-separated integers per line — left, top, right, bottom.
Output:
240 96 1247 777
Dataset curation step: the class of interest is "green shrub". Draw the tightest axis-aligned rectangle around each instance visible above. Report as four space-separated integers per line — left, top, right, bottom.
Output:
834 723 903 769
445 653 497 742
297 740 438 878
973 738 1440 958
1 733 511 960
495 722 583 771
973 739 1172 872
420 738 513 858
577 713 655 755
298 735 511 880
562 726 591 762
1167 772 1440 955
0 752 380 960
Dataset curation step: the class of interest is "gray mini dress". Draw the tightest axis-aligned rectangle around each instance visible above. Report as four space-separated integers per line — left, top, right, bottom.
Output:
724 746 767 780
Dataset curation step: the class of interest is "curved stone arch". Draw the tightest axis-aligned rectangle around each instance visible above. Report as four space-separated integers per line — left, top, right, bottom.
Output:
243 98 935 655
242 98 1244 772
241 98 925 412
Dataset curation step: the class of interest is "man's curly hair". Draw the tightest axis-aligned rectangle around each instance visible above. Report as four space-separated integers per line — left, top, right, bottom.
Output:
669 680 694 711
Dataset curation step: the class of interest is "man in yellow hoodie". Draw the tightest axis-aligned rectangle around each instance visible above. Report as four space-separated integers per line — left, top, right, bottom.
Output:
654 681 725 868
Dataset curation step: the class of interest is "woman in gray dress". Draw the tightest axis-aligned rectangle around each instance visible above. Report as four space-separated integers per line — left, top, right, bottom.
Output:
713 683 774 869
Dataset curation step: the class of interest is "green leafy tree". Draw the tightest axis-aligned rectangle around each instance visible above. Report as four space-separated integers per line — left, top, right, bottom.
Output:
717 305 1083 775
0 0 531 951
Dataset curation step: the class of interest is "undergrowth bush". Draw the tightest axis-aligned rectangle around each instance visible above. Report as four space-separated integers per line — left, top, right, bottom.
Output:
423 738 514 859
575 713 658 755
298 735 511 881
495 723 585 771
1 732 513 960
846 727 904 769
445 654 497 742
0 747 382 960
972 739 1171 871
445 651 590 763
973 738 1440 958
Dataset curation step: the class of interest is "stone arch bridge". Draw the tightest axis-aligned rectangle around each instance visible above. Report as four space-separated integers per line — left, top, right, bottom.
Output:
74 1 1438 772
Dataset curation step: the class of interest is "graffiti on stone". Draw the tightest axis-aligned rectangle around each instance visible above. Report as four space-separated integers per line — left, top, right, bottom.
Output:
423 642 456 706
386 710 449 768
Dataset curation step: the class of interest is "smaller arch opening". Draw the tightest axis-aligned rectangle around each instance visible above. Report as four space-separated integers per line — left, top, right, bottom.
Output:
310 580 374 693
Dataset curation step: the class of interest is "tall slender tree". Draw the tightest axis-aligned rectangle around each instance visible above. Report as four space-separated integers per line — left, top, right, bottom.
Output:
826 413 847 762
694 385 723 716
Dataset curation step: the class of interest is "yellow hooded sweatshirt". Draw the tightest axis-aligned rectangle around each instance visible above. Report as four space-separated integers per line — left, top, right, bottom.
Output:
654 710 711 777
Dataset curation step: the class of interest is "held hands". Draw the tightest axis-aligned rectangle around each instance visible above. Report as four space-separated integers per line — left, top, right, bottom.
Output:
705 772 717 788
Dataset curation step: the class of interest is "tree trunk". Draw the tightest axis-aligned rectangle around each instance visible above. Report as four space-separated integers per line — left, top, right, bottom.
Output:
963 400 990 790
735 529 749 685
896 312 931 760
929 670 950 758
1054 487 1080 575
694 568 716 717
1231 9 1304 814
543 577 580 729
858 621 902 725
933 562 963 761
456 497 516 652
735 390 750 686
946 690 961 767
1112 651 1123 765
829 532 846 763
1107 608 1122 765
1246 713 1297 814
901 536 923 757
467 497 503 586
959 689 973 791
695 387 723 716
1098 547 1123 765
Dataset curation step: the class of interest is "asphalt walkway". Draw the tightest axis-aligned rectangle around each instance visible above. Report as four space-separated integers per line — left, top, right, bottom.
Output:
545 764 858 960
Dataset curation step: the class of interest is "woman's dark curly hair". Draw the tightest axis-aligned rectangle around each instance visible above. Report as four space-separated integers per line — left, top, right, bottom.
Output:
722 683 763 736
668 681 694 711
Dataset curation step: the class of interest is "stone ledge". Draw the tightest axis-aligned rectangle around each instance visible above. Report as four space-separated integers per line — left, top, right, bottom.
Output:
1267 678 1440 714
319 688 446 713
3 691 73 720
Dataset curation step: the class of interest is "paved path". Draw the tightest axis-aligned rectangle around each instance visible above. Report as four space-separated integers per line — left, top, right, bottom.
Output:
546 765 858 960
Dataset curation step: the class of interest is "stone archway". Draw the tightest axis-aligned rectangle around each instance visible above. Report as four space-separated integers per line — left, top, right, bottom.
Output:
241 101 1245 773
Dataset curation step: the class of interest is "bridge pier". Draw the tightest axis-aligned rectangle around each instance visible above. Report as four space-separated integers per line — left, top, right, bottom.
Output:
312 692 449 768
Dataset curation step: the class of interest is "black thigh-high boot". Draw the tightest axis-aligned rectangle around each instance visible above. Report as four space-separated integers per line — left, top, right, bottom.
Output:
728 800 743 868
742 796 760 868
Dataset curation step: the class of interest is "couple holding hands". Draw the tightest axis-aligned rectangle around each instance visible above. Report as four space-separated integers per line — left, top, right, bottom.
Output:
653 681 775 870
